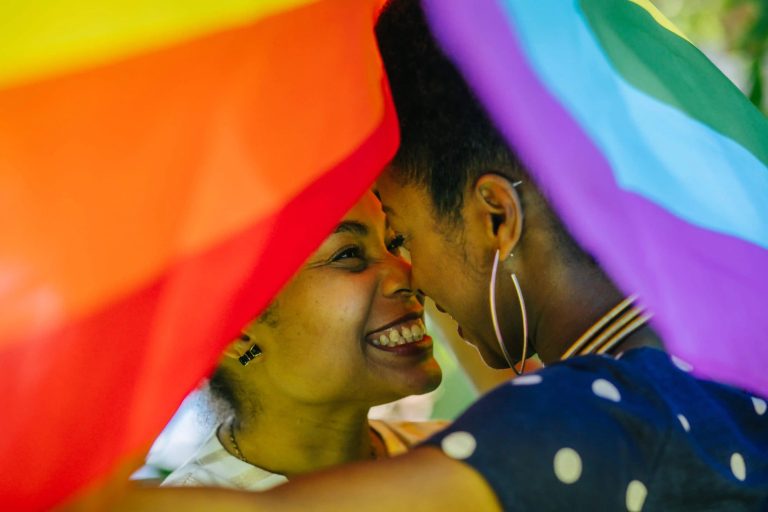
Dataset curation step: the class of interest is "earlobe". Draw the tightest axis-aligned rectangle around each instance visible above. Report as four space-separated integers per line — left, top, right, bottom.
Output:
223 333 256 360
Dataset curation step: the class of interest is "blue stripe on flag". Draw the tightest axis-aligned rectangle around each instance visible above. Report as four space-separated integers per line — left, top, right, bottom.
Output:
499 0 768 250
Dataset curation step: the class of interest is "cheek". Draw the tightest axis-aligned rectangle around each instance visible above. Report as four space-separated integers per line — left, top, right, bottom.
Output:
410 241 442 288
269 274 381 399
412 240 457 295
285 273 378 343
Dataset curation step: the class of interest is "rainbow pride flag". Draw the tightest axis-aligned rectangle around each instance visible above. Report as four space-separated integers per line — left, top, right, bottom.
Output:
0 1 396 509
424 0 768 397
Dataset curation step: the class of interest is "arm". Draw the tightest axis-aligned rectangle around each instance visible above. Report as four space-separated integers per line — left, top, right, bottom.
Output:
115 447 502 512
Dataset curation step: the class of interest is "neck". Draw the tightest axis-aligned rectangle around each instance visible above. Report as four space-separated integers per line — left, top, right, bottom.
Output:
607 324 664 355
523 259 661 364
221 399 377 478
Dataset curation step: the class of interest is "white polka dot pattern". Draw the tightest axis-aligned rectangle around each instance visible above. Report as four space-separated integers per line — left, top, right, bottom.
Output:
417 348 765 509
592 378 621 402
512 374 542 386
730 452 746 481
553 447 582 484
441 431 476 460
670 355 693 372
625 480 648 511
752 397 766 416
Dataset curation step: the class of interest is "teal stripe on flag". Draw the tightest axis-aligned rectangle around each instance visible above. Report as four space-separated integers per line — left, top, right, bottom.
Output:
499 0 768 250
581 0 768 170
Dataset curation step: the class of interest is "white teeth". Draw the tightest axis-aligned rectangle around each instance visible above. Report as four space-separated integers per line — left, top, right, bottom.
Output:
371 319 428 348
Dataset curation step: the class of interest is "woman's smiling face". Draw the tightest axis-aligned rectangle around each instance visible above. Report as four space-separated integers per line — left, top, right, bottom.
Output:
242 191 441 408
375 173 512 369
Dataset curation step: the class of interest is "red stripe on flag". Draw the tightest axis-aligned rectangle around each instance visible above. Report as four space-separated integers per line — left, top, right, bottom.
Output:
0 89 397 511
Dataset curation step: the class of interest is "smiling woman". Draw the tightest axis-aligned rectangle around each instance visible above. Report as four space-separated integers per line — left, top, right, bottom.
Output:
160 191 445 490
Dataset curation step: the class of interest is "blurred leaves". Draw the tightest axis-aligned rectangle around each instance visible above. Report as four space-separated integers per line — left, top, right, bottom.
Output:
653 0 767 112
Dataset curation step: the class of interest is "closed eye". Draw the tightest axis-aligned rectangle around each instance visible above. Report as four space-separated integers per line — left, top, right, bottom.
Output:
386 234 406 253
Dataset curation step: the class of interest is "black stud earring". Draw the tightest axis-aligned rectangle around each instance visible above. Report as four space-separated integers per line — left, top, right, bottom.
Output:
238 344 262 366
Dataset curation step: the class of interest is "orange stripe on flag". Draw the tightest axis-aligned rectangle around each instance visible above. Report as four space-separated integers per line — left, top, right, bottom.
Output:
0 0 385 345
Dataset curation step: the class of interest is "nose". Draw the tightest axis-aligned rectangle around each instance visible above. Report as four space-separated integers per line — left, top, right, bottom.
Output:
380 251 415 299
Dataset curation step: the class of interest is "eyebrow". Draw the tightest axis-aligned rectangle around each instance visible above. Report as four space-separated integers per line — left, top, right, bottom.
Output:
333 220 369 237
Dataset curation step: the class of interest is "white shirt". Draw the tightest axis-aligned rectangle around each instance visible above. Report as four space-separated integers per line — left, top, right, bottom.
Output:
161 419 448 491
161 429 288 491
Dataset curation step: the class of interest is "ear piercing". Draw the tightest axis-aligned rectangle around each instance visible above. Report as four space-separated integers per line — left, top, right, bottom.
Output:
489 249 528 375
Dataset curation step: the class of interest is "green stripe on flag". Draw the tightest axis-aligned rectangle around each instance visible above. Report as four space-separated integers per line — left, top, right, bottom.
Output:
579 0 768 169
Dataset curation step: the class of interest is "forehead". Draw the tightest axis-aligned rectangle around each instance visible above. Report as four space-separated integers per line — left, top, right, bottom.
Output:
342 190 385 226
375 172 435 227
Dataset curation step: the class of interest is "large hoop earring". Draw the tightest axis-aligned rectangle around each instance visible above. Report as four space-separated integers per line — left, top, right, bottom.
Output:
490 249 528 375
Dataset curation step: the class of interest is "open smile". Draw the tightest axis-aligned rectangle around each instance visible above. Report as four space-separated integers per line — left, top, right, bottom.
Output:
365 313 432 354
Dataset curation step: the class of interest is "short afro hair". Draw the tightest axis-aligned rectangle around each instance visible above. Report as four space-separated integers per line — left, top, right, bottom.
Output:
376 0 595 265
376 0 525 222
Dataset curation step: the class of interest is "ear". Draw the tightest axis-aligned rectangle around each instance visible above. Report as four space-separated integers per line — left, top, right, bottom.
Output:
474 173 523 258
222 333 255 360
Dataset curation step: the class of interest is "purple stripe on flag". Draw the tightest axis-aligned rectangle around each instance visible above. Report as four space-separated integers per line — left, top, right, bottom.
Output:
423 0 768 396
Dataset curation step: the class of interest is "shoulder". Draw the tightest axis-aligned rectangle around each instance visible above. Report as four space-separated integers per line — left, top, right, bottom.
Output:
431 348 752 464
436 351 673 466
370 419 450 456
422 349 768 510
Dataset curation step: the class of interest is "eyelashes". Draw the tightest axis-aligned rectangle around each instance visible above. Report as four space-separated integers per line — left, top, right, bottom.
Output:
386 233 406 253
331 245 364 262
388 232 411 262
328 234 408 270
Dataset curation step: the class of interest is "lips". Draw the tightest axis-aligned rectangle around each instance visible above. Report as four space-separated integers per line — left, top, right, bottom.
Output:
365 313 431 353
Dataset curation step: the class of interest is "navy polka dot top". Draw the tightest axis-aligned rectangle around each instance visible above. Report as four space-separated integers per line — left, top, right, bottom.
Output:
425 348 768 511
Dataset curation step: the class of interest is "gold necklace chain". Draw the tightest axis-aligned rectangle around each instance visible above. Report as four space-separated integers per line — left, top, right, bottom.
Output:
560 295 652 361
229 421 249 463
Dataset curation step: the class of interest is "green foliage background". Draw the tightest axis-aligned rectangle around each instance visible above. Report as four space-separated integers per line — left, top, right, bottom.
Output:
653 0 767 112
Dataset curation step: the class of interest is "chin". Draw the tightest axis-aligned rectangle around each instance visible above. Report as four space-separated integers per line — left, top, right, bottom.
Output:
410 363 443 395
421 365 443 393
477 345 511 370
388 364 443 401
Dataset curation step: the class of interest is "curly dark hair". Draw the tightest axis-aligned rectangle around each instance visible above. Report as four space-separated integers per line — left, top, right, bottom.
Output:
376 0 594 265
375 0 525 223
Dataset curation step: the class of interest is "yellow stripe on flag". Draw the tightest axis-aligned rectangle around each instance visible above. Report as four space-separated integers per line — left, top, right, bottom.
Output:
628 0 691 43
0 0 315 87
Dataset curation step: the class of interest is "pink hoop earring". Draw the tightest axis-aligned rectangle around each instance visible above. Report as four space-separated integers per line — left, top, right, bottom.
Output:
489 249 528 375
